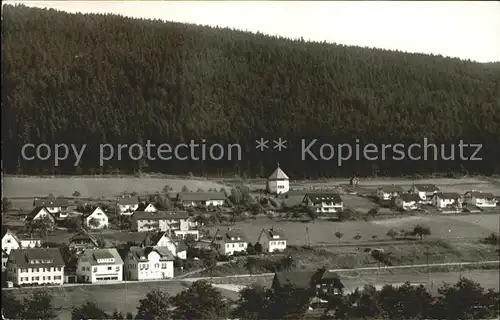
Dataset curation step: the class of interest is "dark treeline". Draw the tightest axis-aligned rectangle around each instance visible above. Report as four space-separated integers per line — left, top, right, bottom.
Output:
2 5 500 178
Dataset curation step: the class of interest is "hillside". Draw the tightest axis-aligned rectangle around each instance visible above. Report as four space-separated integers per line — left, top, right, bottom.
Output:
2 5 500 178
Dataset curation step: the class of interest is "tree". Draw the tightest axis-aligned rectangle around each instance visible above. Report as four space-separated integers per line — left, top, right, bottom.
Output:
413 224 431 240
136 289 174 320
111 310 125 320
353 285 381 319
202 250 217 278
386 228 398 240
378 282 434 320
307 207 317 222
280 255 294 271
72 191 81 197
162 185 173 192
267 282 313 319
88 217 100 229
183 234 197 248
28 215 55 238
196 188 205 192
181 185 190 192
1 291 24 319
245 257 258 275
254 242 263 253
23 290 59 320
173 280 228 320
334 231 344 245
71 301 110 319
233 283 271 320
64 216 82 231
2 197 13 212
368 207 379 218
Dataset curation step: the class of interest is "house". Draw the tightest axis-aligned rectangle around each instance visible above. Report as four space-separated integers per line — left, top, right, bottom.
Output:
76 248 123 283
433 192 463 210
272 269 344 297
302 193 343 213
141 232 187 259
464 191 497 208
177 192 227 207
124 246 175 281
376 185 404 201
68 229 101 252
117 196 140 215
25 207 56 225
132 211 190 232
257 227 287 253
137 202 158 212
266 163 290 195
212 228 248 256
82 206 109 229
6 248 65 286
394 194 422 211
410 184 440 202
1 228 41 271
32 197 69 215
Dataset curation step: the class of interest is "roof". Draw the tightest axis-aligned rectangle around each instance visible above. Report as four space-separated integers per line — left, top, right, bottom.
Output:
128 246 175 261
268 166 289 180
8 248 65 268
69 229 101 247
398 194 422 202
177 192 227 202
137 203 157 211
263 228 286 240
274 271 315 289
413 184 439 192
465 191 495 199
133 211 190 221
378 185 404 193
435 192 462 199
141 231 170 247
2 227 20 243
33 197 69 207
79 248 123 265
82 206 106 219
304 193 342 204
117 196 139 205
215 228 247 243
25 207 54 222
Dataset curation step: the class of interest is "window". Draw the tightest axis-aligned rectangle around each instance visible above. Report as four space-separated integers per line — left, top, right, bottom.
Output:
107 266 112 271
161 263 166 269
81 267 85 271
54 276 62 280
93 267 97 272
47 276 51 280
57 267 62 271
115 266 120 271
43 276 46 280
154 263 159 268
6 239 11 243
239 243 244 247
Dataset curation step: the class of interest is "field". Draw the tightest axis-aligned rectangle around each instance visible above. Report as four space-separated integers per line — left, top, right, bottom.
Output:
7 280 239 318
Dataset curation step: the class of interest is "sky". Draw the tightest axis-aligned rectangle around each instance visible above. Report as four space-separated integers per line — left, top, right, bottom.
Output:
4 1 500 63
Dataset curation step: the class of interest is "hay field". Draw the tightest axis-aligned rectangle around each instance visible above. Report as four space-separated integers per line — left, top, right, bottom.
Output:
3 176 229 198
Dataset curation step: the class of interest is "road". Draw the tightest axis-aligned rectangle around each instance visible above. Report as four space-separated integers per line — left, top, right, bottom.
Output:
3 260 498 291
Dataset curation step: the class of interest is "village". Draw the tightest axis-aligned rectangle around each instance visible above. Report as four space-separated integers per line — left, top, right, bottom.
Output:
2 164 499 292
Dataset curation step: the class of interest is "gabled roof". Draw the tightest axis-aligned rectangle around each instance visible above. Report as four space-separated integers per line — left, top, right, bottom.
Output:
378 185 404 193
33 197 69 207
2 227 20 243
465 191 495 199
132 211 190 221
268 167 289 180
25 207 55 222
141 231 171 247
82 206 107 219
304 193 342 204
214 228 247 243
117 196 139 205
260 228 287 241
128 246 175 262
177 192 227 202
68 229 101 247
435 192 462 199
137 203 157 211
8 248 65 268
78 248 123 266
412 184 440 192
274 271 315 289
398 194 422 202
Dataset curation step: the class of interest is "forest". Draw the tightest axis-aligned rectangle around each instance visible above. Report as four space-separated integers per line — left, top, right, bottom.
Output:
2 5 500 178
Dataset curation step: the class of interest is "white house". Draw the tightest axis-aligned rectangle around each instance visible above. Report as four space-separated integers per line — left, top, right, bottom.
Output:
410 184 440 202
132 211 190 232
376 186 404 201
117 196 140 215
302 193 343 213
464 191 497 208
2 228 41 271
25 207 56 224
177 192 227 207
33 197 68 215
6 248 65 287
76 248 123 283
68 229 102 253
257 228 287 253
394 194 422 211
433 192 463 210
212 228 248 256
83 207 109 229
266 164 290 195
124 246 175 281
136 202 158 212
141 232 188 259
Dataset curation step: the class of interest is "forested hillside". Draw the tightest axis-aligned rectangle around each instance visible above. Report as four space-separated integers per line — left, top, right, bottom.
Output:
2 5 500 177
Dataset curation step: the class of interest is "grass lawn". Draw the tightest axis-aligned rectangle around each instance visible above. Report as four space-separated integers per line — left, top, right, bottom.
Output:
7 280 239 318
3 176 229 199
